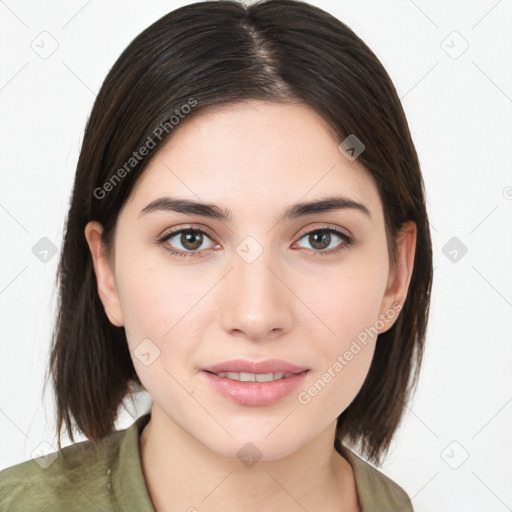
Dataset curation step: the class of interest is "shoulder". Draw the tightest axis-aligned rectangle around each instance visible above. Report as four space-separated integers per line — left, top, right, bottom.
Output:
339 444 415 512
0 430 124 511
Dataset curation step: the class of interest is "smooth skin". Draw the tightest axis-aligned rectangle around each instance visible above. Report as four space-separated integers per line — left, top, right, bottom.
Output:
85 100 416 512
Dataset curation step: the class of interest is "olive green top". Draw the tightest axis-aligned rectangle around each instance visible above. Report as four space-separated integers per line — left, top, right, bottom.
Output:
0 413 413 511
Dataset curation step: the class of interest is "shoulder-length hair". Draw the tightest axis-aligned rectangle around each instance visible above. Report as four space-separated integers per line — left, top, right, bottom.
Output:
45 0 433 466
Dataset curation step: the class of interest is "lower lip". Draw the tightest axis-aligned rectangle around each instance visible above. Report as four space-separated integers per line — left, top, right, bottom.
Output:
201 370 309 406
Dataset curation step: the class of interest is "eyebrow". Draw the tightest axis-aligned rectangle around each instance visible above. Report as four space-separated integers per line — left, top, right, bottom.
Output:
138 195 371 222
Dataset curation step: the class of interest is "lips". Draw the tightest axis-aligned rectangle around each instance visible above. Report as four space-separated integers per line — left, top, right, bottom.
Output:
201 358 308 375
213 371 294 382
200 358 310 406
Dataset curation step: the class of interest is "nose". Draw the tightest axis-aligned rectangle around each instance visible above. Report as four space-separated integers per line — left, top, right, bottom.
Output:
220 244 293 342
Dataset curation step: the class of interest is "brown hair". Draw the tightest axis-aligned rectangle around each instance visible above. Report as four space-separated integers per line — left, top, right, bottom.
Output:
44 0 433 466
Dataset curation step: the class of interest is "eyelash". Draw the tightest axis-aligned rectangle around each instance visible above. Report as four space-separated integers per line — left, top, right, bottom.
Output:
155 225 353 259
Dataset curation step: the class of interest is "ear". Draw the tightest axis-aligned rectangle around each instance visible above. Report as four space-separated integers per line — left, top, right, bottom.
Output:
377 221 417 334
84 221 124 327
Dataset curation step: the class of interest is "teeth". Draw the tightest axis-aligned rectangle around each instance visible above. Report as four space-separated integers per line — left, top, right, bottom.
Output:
215 371 288 382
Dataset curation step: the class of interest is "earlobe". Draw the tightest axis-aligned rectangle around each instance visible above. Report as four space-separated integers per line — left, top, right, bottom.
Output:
84 221 125 327
378 221 417 333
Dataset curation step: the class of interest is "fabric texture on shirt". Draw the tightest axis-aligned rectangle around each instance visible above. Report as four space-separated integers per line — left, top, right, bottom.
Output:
0 412 414 511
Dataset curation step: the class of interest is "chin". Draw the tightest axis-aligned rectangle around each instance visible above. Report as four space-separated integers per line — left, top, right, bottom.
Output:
194 425 307 463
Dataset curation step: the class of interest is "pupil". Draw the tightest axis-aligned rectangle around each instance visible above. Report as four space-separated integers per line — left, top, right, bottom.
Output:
182 231 202 250
311 231 330 250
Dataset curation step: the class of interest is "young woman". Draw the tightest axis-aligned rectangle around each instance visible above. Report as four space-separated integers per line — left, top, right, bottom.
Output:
0 1 432 510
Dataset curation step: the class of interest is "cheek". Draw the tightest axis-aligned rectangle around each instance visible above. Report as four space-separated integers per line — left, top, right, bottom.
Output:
304 258 387 349
298 289 379 419
114 250 209 377
115 240 198 338
116 266 171 338
295 260 386 411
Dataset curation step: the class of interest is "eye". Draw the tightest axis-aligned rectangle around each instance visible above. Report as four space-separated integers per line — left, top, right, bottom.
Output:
294 227 352 256
156 225 352 259
156 228 216 258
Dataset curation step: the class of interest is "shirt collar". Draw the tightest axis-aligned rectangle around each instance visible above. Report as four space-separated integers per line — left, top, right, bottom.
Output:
114 412 406 512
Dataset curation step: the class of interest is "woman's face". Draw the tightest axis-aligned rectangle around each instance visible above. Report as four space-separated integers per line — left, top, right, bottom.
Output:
87 100 415 460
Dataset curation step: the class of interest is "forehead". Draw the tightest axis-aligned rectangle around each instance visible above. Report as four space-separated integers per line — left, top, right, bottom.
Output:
124 100 383 222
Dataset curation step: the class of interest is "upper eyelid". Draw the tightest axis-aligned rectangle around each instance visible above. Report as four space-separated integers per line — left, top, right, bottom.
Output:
160 223 350 236
158 224 352 246
158 225 216 242
295 226 351 244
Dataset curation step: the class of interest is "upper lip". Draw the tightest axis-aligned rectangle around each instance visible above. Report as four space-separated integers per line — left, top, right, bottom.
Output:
201 358 309 374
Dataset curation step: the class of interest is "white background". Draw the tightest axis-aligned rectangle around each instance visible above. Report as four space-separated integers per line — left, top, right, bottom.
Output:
1 1 511 511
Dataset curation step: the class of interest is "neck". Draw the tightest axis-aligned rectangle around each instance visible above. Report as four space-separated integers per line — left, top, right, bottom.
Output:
139 404 360 512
